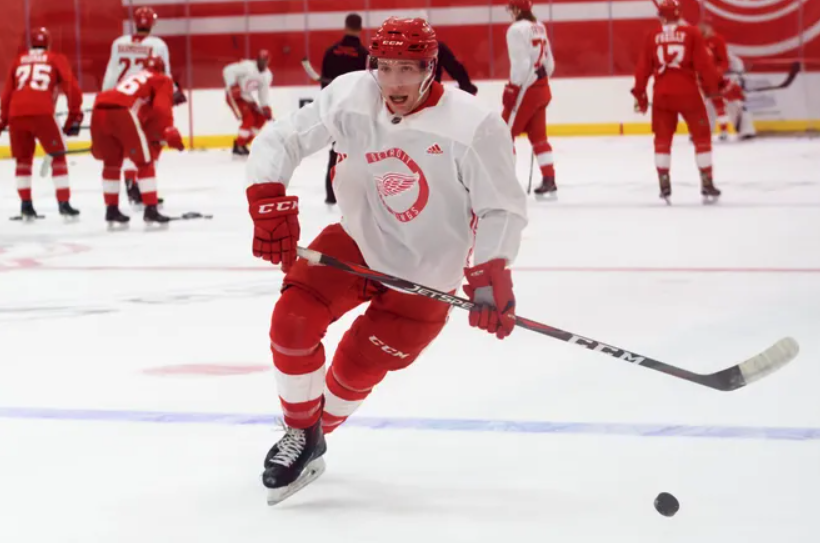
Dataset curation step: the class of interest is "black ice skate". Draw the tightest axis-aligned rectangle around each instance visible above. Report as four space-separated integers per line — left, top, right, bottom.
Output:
232 140 250 157
105 205 130 229
533 176 557 199
127 179 164 207
262 419 327 505
10 200 44 221
701 172 721 205
658 172 672 205
58 201 80 221
143 204 171 225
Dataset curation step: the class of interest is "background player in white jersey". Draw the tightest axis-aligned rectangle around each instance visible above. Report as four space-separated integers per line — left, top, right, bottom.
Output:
245 17 527 505
223 50 273 156
503 0 556 197
101 6 184 205
707 52 756 140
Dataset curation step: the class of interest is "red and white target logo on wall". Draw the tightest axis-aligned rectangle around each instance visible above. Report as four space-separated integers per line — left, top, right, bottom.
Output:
690 0 820 58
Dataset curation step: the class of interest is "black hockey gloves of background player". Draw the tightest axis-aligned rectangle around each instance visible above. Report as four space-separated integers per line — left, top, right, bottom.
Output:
62 111 83 136
247 183 300 273
463 259 516 339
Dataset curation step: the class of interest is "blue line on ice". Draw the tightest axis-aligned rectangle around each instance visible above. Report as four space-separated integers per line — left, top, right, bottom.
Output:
1 406 818 441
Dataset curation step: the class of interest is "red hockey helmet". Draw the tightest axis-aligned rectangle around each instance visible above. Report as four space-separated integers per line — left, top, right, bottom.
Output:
257 49 270 71
134 6 158 33
144 55 165 73
508 0 534 11
31 27 51 49
657 0 681 21
369 17 438 62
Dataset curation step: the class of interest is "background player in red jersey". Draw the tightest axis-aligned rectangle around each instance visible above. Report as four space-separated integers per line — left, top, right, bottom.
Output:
91 56 184 226
0 27 83 220
699 19 731 140
632 0 722 204
502 0 557 198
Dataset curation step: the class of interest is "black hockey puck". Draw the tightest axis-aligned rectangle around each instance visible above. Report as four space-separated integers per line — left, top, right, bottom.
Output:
654 492 679 517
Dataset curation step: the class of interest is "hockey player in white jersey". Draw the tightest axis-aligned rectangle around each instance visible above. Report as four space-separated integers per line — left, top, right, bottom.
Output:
706 52 757 141
503 0 557 197
224 50 273 156
245 17 527 505
101 6 184 205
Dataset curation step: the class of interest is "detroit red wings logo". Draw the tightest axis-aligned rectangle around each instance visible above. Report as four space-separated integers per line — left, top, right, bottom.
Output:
684 0 820 59
375 172 420 197
366 148 430 223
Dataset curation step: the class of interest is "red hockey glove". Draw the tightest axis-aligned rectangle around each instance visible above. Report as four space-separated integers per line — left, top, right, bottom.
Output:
262 106 273 120
230 84 243 101
62 111 83 137
463 259 516 340
163 127 185 151
247 183 300 272
502 83 521 110
631 88 648 114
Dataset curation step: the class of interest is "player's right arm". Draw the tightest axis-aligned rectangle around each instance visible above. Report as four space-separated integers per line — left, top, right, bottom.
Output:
631 33 655 112
505 24 531 87
101 40 121 91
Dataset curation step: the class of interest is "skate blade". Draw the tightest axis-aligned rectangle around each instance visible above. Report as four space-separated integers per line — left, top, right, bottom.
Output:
10 215 45 222
61 215 81 224
143 221 171 230
661 196 671 205
534 191 557 201
702 195 720 205
106 221 130 232
266 457 326 506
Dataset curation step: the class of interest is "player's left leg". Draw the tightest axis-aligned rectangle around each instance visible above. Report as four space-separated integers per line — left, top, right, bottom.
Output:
36 115 79 217
651 103 678 201
8 117 38 217
249 109 267 146
681 100 720 201
524 102 556 196
321 288 452 433
711 96 730 140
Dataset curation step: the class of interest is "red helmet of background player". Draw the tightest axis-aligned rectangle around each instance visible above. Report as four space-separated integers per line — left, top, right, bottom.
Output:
144 56 165 73
507 0 534 11
368 17 438 62
134 6 158 33
257 49 270 71
657 0 681 21
31 27 51 49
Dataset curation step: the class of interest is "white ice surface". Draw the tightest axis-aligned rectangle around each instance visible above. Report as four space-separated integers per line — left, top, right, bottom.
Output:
1 135 819 542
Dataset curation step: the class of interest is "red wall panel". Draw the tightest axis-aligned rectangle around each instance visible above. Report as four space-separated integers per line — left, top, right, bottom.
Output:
2 0 818 96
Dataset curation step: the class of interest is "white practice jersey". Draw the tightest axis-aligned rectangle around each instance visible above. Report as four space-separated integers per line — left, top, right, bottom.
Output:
247 71 528 292
102 35 171 91
223 60 273 106
506 19 555 87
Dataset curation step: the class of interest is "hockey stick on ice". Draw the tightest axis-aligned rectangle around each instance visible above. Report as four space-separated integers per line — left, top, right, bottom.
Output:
743 61 800 93
296 247 799 392
301 58 330 84
40 147 92 177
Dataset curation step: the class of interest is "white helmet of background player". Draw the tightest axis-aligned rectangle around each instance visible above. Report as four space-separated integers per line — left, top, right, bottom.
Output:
134 6 158 34
367 17 439 117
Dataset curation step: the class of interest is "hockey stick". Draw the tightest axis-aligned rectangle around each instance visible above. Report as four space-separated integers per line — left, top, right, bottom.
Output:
526 150 535 194
301 58 330 84
743 61 800 93
296 247 799 392
40 147 93 177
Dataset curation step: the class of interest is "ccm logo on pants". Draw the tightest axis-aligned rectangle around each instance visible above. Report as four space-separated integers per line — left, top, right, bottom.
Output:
258 201 298 213
369 336 410 359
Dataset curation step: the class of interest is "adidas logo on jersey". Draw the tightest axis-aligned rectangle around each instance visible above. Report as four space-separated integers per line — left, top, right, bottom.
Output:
426 143 443 155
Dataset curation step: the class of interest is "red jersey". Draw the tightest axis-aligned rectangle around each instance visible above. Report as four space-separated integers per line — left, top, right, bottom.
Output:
704 34 729 78
0 49 82 119
94 69 174 130
633 23 720 98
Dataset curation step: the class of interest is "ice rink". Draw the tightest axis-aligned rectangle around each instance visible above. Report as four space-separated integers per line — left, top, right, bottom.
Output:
1 135 819 542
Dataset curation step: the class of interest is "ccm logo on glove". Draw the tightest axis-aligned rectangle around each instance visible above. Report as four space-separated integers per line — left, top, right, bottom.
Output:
258 201 298 214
